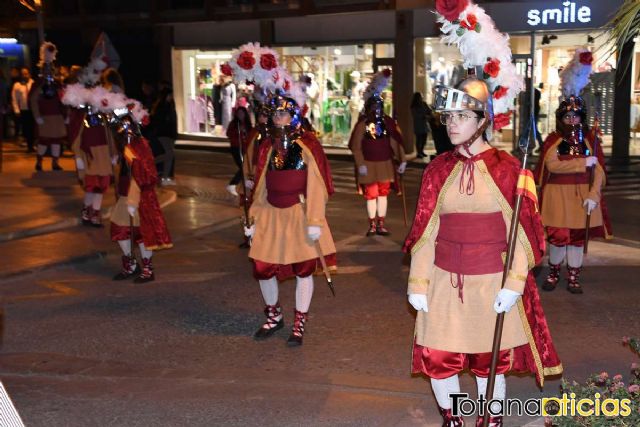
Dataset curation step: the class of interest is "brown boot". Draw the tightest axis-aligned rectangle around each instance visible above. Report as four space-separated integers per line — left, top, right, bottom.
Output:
567 266 583 294
254 303 284 339
90 207 103 227
376 216 390 236
52 158 63 171
287 310 308 347
35 156 43 171
542 262 561 291
134 257 155 283
438 406 464 427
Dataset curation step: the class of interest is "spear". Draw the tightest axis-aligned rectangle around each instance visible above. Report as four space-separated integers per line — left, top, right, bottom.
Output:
238 123 253 247
299 194 335 296
583 113 600 254
482 112 535 427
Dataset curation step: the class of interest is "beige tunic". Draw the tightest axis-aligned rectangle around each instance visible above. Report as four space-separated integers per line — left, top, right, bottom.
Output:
350 120 406 185
110 180 142 227
70 121 116 179
248 144 336 265
408 158 530 353
541 153 605 229
29 84 67 139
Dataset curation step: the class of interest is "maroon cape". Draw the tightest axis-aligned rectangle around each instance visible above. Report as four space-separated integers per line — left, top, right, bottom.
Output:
533 130 612 237
404 148 562 387
126 137 172 250
254 131 334 196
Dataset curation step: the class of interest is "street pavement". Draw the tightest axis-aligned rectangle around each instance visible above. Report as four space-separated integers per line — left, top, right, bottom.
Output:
0 140 639 426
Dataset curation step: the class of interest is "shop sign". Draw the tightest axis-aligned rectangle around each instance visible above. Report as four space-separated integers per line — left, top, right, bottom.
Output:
526 1 591 27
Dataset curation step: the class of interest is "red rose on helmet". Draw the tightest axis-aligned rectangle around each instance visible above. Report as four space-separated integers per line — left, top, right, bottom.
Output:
141 115 150 126
260 53 277 71
460 13 477 30
493 112 511 130
436 0 469 22
283 80 291 91
579 51 593 65
382 68 392 78
220 63 233 76
237 51 255 70
101 98 109 107
483 58 501 78
493 85 508 100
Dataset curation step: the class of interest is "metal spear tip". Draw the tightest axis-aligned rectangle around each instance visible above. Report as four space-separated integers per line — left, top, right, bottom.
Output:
327 279 336 297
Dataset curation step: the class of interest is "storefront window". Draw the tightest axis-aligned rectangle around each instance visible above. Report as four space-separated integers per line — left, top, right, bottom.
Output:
173 43 392 147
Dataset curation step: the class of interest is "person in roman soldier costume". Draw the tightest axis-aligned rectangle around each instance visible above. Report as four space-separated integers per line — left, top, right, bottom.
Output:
349 69 407 236
110 107 173 283
30 42 67 171
63 82 118 228
533 48 612 294
244 86 336 346
405 2 562 425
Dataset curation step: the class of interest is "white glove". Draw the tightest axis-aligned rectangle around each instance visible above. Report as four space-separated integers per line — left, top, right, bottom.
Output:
36 117 44 126
358 165 368 176
408 294 428 312
307 225 321 241
585 156 598 168
75 157 85 170
583 199 597 214
493 289 521 314
127 205 137 217
111 155 119 165
245 179 254 190
244 224 255 238
397 161 407 174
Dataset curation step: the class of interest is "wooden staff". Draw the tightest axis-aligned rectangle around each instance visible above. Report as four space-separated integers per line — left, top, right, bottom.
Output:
583 113 600 255
482 112 534 427
299 194 335 297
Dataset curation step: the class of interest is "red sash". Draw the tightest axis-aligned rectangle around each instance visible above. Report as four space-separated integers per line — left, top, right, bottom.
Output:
266 169 307 208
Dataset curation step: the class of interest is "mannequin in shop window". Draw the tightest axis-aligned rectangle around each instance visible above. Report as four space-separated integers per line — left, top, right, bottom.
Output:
220 76 236 132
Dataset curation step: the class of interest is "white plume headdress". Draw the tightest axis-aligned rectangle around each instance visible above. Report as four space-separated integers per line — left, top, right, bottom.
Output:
363 69 391 105
38 42 57 69
435 0 524 129
559 47 593 98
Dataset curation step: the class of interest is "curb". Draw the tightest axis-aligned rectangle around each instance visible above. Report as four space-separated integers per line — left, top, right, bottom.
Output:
0 251 107 282
0 189 177 243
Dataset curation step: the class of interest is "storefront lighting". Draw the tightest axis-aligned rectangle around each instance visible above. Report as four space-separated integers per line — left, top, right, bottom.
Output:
195 53 232 60
0 38 18 44
334 48 342 56
365 48 373 56
424 45 433 55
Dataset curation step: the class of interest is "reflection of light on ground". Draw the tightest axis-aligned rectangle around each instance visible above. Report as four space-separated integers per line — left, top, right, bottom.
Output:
572 240 640 266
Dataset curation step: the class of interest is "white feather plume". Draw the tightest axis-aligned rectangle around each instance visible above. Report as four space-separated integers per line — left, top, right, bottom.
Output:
559 47 593 97
363 70 391 103
435 1 524 124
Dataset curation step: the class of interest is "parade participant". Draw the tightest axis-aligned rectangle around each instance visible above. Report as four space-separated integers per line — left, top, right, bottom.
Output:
242 103 271 188
349 69 406 236
244 86 336 346
63 83 117 227
405 2 562 425
30 42 67 171
534 48 612 294
110 106 172 282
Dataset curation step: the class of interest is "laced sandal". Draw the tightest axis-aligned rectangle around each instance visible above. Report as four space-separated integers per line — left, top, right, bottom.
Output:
542 262 561 291
376 216 390 236
134 257 155 283
113 255 140 280
287 310 308 347
567 266 583 294
254 303 284 339
438 406 464 427
365 218 377 237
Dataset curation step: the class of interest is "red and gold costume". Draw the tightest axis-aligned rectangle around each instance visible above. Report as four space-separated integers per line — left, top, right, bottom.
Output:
249 131 336 280
404 148 562 385
534 130 612 245
110 136 172 250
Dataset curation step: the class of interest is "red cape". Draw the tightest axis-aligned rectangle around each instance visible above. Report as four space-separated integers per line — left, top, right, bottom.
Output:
404 148 562 386
128 137 172 250
254 131 334 196
533 131 612 237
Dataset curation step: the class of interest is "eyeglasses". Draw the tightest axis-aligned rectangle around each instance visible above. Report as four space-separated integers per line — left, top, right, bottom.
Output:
440 112 478 125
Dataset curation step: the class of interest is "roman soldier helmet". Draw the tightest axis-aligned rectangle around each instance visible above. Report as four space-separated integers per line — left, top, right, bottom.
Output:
556 48 593 126
362 69 391 138
431 0 525 138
